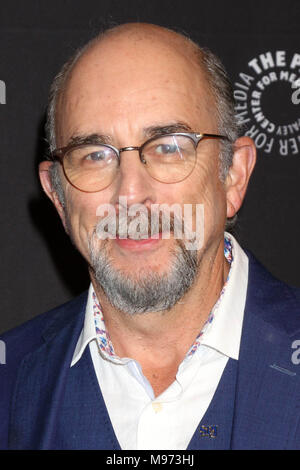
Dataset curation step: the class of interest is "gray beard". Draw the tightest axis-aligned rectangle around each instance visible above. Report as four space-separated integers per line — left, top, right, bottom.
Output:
88 235 198 315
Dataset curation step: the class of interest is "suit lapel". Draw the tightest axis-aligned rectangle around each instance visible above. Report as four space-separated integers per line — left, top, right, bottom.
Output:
187 358 238 449
54 346 121 449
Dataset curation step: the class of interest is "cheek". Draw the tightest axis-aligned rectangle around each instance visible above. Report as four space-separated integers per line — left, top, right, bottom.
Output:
187 158 227 230
64 188 107 259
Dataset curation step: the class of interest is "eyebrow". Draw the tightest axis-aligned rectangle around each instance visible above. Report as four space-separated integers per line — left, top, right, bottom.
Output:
143 122 194 138
65 122 194 148
66 133 113 147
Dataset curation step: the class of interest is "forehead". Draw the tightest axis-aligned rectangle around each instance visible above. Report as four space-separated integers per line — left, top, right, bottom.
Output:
57 31 216 144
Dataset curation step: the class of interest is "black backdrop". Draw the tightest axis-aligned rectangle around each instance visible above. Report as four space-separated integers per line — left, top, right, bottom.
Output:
0 0 300 334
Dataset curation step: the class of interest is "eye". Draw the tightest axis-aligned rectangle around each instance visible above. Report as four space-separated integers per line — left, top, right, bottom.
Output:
155 143 178 155
85 150 108 161
81 147 117 166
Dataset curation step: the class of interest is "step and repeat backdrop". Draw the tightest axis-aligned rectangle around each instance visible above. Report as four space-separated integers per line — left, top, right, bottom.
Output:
0 0 299 333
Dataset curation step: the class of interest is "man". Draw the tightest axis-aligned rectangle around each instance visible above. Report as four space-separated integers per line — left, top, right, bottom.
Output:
1 23 299 450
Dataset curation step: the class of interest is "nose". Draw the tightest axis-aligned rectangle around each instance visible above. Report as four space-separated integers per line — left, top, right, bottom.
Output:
111 147 156 210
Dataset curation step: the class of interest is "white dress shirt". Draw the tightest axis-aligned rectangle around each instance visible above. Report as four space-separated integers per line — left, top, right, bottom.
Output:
71 232 249 450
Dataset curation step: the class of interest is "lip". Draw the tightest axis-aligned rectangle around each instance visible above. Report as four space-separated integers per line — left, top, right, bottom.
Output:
114 233 164 251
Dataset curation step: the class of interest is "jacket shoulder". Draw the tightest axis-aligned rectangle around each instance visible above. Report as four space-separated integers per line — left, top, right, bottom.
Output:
0 290 88 348
246 250 300 337
0 291 88 449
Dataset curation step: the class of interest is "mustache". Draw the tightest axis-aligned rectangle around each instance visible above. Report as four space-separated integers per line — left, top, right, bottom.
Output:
94 208 184 240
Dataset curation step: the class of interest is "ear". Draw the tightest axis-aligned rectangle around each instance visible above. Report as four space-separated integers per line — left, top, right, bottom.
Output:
39 161 68 232
225 136 256 218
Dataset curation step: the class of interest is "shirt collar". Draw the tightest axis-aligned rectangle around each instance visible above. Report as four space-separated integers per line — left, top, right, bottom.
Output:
71 232 248 367
200 232 249 360
71 284 97 367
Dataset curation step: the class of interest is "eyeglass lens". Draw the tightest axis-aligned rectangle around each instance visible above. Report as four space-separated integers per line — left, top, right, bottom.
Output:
63 135 197 192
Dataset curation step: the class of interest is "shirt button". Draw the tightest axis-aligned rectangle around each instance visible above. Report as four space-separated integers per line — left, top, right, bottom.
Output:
152 402 163 413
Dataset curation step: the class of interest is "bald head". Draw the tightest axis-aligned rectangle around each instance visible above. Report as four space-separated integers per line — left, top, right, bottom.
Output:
46 22 239 181
69 23 206 95
86 22 197 54
67 22 203 81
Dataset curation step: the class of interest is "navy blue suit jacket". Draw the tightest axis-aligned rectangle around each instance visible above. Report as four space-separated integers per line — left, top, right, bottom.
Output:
1 252 300 449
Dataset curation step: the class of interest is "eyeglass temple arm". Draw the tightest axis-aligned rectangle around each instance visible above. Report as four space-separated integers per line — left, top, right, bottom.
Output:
200 133 230 141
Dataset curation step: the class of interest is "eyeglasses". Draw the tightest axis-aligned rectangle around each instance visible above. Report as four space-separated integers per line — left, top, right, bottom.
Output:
50 132 230 193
